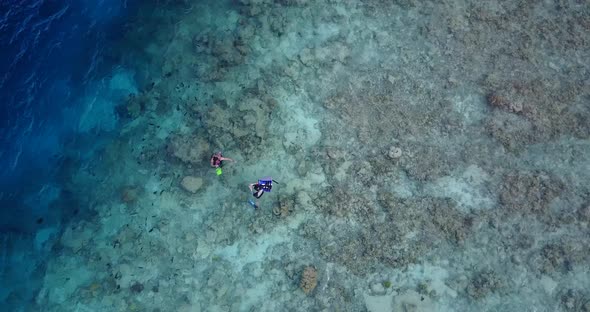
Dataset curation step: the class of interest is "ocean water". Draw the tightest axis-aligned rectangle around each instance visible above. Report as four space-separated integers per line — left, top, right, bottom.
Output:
1 0 590 311
0 0 139 309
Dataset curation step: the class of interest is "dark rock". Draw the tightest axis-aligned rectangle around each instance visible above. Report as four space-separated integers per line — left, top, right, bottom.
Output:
578 203 590 222
130 281 144 294
466 270 502 299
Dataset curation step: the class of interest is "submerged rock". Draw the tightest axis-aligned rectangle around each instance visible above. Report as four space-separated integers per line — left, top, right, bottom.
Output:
120 187 138 203
181 176 203 193
130 281 144 294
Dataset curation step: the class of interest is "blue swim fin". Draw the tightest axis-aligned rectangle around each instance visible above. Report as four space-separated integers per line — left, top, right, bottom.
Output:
248 199 258 209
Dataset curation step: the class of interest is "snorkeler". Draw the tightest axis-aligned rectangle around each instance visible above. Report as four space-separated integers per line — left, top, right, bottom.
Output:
210 151 234 167
248 177 278 208
210 152 235 176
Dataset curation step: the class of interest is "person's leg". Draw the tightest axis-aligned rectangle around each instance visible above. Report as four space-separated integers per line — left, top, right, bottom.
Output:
254 190 263 199
254 190 264 207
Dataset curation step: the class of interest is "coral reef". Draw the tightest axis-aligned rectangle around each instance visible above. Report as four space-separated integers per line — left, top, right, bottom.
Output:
273 196 294 218
166 134 210 165
498 171 563 216
314 184 375 220
386 146 402 160
482 76 590 151
524 235 590 279
466 270 502 299
195 95 278 157
560 289 590 311
427 199 473 245
578 203 590 222
27 0 590 311
300 266 317 294
485 111 535 152
487 93 523 114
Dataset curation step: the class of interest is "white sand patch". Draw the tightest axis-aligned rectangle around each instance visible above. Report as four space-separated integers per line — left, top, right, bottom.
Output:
355 39 380 65
539 275 558 295
108 69 138 95
37 256 94 305
144 174 165 195
156 109 187 139
157 190 184 214
425 165 495 212
565 266 590 292
276 32 305 60
393 262 457 299
452 93 487 125
240 280 274 311
315 23 341 42
273 21 340 60
365 263 448 312
216 213 306 272
364 292 395 312
287 173 327 193
334 160 352 182
97 204 131 237
274 94 321 150
392 171 417 198
392 290 436 312
393 184 415 198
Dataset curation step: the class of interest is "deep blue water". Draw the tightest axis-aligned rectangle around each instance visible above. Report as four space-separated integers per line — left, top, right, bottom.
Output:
0 0 139 308
0 0 138 230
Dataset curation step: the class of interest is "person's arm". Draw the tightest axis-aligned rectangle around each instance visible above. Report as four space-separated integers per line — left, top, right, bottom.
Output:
221 157 235 162
249 183 255 192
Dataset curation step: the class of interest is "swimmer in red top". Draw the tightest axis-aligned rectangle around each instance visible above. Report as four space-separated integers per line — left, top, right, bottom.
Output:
210 151 235 168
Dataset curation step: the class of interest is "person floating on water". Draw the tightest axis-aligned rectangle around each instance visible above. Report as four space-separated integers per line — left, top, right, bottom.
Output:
248 177 278 209
210 151 235 175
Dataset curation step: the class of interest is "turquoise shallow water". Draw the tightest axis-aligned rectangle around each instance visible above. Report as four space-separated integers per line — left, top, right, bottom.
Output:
2 0 590 311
